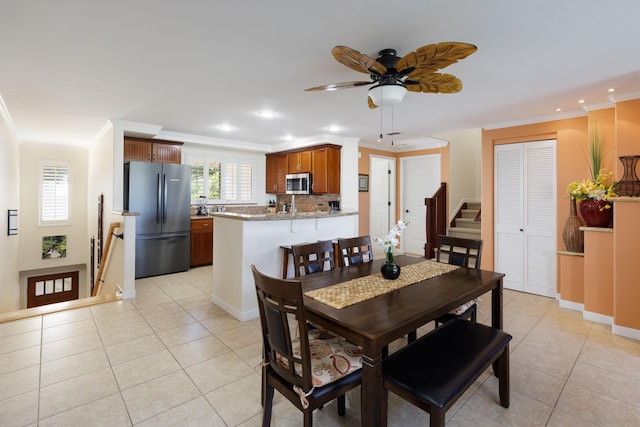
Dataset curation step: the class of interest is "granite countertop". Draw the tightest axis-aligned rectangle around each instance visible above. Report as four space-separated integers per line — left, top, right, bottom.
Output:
209 210 358 221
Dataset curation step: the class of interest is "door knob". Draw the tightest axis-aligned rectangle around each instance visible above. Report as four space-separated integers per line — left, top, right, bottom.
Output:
405 209 410 213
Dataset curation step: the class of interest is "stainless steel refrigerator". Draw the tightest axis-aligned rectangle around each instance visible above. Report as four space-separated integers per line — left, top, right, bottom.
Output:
124 161 191 278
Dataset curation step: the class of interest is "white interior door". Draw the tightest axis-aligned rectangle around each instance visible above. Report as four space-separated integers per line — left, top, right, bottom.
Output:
494 144 524 291
370 156 395 244
401 155 440 256
494 140 556 297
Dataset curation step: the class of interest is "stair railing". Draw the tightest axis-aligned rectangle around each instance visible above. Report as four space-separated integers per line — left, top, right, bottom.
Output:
424 183 447 259
92 222 122 297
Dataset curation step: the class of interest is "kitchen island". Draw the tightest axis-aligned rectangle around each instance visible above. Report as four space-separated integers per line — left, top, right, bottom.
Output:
210 210 358 320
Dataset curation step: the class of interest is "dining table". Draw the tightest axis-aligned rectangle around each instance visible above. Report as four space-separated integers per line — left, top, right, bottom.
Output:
298 254 506 427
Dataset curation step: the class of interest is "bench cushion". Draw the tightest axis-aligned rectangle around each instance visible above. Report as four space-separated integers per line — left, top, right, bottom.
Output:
383 319 512 409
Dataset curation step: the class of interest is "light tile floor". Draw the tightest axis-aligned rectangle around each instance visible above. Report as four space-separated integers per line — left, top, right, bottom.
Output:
1 266 640 426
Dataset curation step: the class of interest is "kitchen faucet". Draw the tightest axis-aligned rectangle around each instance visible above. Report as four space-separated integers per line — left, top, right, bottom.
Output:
291 195 295 214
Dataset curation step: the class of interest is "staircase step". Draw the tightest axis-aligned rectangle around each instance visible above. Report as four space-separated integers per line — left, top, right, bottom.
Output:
460 209 480 219
447 227 481 240
455 218 481 229
466 202 481 211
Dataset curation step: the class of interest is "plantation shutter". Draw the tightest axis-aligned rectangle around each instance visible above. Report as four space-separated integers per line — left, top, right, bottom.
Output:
41 164 69 222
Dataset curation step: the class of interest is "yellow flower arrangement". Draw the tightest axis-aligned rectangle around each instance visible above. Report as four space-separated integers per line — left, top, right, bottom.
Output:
567 170 618 205
566 124 617 209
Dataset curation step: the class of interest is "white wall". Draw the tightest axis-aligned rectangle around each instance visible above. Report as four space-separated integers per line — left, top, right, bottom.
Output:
435 128 482 217
0 100 21 312
18 142 90 304
88 122 129 296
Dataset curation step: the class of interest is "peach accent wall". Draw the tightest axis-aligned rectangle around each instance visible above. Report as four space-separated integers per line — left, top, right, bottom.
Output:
357 145 450 237
583 229 613 316
558 253 584 304
613 199 640 330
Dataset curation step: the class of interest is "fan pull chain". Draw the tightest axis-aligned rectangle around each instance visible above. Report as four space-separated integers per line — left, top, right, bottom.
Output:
378 104 383 142
391 106 395 146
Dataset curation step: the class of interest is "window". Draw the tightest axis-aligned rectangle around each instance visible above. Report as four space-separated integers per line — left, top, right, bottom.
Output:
40 162 70 224
187 155 254 203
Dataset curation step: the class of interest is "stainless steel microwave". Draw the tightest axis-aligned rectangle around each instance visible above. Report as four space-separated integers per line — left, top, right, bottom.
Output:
286 173 312 194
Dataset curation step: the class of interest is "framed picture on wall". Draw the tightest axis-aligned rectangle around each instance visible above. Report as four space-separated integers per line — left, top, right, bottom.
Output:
358 174 369 192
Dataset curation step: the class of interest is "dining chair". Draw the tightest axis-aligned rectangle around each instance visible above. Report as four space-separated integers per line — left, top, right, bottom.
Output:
291 240 335 277
337 235 373 267
433 234 483 327
251 265 362 427
408 234 483 343
383 318 511 427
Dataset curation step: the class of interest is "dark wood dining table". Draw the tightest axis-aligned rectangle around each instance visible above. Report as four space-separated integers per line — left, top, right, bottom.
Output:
298 255 506 427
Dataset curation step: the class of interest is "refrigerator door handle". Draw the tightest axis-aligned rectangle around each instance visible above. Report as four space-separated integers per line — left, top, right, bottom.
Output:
163 173 168 224
156 173 162 224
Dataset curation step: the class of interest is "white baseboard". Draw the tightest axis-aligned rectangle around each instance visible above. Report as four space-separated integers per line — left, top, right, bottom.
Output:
612 324 640 340
558 299 584 312
210 294 258 321
583 311 613 325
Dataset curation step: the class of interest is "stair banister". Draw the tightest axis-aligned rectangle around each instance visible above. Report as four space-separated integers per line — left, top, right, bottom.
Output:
424 183 447 259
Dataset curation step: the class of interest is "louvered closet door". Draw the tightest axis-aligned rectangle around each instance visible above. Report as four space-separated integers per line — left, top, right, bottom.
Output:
494 140 557 297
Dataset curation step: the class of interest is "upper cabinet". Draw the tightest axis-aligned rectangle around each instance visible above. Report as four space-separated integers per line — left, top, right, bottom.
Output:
124 137 183 164
265 153 288 194
287 150 311 173
265 144 341 194
311 146 341 194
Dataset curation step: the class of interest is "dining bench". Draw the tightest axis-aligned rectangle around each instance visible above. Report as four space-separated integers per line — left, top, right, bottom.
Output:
382 318 512 427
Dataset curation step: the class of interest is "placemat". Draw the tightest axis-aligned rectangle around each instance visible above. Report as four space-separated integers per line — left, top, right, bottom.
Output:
304 260 459 309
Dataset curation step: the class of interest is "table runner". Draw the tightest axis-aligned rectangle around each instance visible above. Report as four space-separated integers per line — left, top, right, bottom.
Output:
304 260 459 309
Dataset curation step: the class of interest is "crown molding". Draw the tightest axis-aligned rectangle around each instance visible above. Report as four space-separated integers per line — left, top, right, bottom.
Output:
483 109 587 130
608 90 640 103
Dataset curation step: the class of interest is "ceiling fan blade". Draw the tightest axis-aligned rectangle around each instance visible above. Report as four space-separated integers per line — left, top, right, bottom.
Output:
332 45 387 75
304 81 372 91
367 96 379 109
405 73 463 93
397 42 477 75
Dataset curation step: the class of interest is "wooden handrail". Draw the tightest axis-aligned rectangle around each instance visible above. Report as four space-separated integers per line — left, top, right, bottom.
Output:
92 222 121 297
424 183 447 259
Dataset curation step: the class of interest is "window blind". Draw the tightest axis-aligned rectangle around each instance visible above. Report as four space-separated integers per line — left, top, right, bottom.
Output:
41 164 69 222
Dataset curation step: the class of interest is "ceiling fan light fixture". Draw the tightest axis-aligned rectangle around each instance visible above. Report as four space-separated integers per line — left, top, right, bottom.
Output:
368 84 407 107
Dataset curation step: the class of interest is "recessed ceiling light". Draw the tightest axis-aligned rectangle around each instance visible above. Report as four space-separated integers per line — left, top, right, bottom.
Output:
327 125 342 132
556 108 562 112
284 135 294 141
578 99 585 104
217 124 233 131
608 88 616 93
257 111 277 118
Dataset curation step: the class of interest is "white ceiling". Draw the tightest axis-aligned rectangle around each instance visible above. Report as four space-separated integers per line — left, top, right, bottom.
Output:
2 1 640 151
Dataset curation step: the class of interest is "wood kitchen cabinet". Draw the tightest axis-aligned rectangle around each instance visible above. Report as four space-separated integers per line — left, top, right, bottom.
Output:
124 137 182 164
287 150 311 173
265 153 288 194
311 145 341 194
265 144 341 194
190 218 213 267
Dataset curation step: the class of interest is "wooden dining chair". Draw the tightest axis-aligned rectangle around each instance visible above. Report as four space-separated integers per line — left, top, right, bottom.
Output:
383 318 511 427
408 234 484 343
337 235 373 267
433 234 483 327
251 265 363 427
291 240 335 277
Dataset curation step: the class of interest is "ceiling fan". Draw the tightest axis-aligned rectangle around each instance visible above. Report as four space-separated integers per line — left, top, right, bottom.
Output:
305 42 477 108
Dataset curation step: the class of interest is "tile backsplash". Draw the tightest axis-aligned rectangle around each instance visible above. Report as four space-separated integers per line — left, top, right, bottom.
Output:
191 194 340 215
